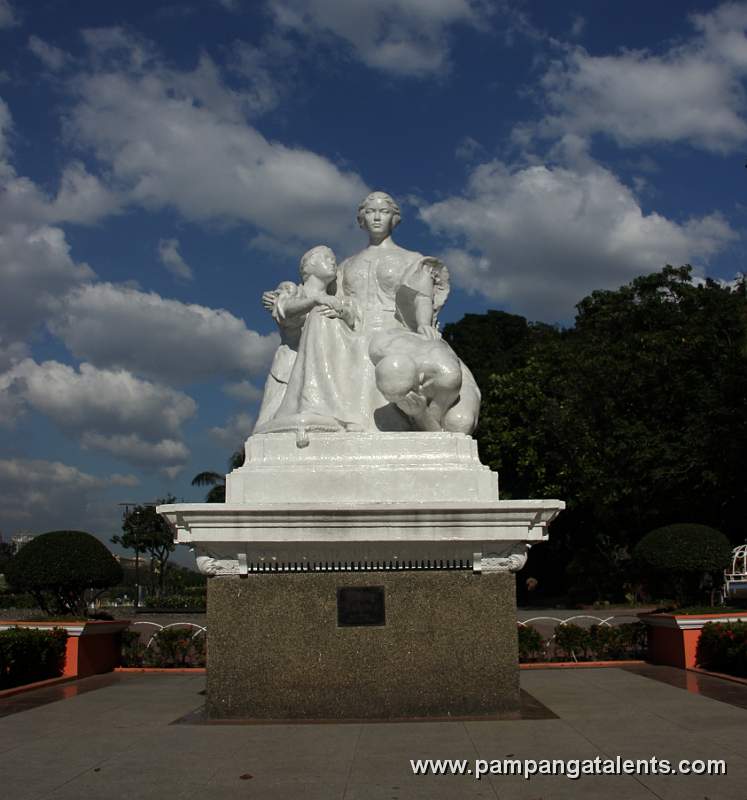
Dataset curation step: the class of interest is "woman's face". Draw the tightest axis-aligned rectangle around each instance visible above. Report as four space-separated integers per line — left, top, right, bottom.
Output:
361 196 396 237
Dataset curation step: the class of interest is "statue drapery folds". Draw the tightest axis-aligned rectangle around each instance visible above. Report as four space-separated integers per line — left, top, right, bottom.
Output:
255 191 480 443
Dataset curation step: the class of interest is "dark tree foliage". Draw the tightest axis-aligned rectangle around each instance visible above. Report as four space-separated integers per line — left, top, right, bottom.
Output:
442 310 557 392
634 524 733 604
112 496 177 596
0 541 13 576
191 472 226 503
191 446 246 502
447 266 747 601
5 531 123 616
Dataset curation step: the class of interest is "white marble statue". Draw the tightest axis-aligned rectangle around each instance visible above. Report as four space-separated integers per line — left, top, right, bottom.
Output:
160 193 565 578
255 245 343 428
254 191 480 440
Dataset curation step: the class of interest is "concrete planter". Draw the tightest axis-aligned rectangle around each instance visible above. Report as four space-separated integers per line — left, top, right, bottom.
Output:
639 612 747 669
0 620 131 678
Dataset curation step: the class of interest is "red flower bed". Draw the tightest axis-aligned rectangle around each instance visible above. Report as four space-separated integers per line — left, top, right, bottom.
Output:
696 621 747 677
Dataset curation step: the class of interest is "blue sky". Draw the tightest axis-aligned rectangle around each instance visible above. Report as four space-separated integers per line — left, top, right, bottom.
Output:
0 0 745 557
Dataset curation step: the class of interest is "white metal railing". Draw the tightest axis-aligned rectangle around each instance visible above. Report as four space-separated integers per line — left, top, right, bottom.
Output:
518 614 640 662
128 620 206 650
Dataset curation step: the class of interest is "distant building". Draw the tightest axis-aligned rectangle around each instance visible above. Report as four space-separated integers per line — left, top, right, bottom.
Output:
113 554 140 569
11 533 36 552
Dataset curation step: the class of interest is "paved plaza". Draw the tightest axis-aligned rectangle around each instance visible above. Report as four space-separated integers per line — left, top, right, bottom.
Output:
0 666 745 799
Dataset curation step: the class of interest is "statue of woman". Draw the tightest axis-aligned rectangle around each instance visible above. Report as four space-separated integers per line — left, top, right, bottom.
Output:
255 191 480 439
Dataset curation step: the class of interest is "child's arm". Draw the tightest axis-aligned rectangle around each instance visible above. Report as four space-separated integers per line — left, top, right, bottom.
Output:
275 285 333 320
277 292 320 319
316 295 358 329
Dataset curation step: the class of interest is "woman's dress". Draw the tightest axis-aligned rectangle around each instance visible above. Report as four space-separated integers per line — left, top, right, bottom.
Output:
257 242 476 434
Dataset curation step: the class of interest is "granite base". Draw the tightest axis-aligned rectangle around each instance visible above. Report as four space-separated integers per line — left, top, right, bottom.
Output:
206 570 519 719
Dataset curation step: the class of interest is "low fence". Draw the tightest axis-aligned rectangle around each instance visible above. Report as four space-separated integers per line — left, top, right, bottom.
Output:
122 612 646 666
122 620 207 667
518 614 646 662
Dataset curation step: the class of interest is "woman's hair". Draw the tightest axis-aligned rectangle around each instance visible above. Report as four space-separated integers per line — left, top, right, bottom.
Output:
356 191 401 230
299 245 335 280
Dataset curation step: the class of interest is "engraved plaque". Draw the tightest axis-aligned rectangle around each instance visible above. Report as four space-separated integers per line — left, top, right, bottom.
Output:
337 586 386 627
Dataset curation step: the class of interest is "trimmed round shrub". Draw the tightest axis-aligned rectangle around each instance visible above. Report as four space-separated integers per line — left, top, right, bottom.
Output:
5 531 123 617
633 524 732 605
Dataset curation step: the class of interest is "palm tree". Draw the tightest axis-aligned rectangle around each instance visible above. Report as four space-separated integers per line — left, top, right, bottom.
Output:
191 447 245 502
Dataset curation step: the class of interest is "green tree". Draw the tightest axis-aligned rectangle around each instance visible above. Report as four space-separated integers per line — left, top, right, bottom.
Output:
112 496 178 597
191 446 245 502
466 266 747 600
442 309 558 394
5 531 122 616
634 523 733 605
0 540 14 577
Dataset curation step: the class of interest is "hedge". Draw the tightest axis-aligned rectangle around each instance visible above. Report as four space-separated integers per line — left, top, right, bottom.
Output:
696 621 747 677
0 627 68 689
518 622 647 663
0 592 38 610
517 624 544 661
144 592 206 610
121 628 206 668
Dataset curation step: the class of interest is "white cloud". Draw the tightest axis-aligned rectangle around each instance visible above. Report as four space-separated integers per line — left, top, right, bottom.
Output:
0 458 138 491
693 2 747 70
0 0 17 29
0 458 139 535
50 282 279 384
570 15 585 38
65 28 367 250
157 238 194 281
0 360 196 467
48 161 122 223
248 232 304 259
80 27 155 72
0 96 11 168
209 412 255 446
0 96 120 226
80 433 190 467
1 161 121 226
268 0 486 76
0 337 28 372
223 380 264 403
28 35 72 70
455 135 485 162
535 3 747 153
0 222 94 342
419 156 738 320
0 101 120 350
228 39 288 116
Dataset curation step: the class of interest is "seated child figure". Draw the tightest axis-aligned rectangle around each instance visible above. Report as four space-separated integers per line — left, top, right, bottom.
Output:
255 245 343 428
371 333 479 434
372 346 461 433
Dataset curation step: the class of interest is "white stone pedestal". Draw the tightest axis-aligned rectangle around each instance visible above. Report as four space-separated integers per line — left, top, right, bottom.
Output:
160 498 561 575
226 432 499 504
157 430 564 720
159 432 564 575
